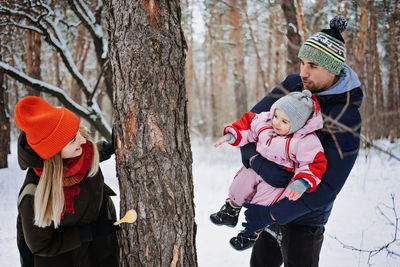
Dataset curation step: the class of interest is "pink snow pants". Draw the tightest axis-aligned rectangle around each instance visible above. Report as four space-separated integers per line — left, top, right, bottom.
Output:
229 166 288 207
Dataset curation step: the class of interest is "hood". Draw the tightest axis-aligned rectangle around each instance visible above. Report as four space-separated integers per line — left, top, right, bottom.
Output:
18 132 44 170
315 64 361 96
269 97 323 136
294 109 323 136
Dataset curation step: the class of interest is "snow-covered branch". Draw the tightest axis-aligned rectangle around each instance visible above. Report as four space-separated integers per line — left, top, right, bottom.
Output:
0 61 111 139
68 0 107 62
0 2 94 99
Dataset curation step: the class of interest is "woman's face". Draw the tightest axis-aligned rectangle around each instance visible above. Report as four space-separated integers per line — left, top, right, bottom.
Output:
61 131 87 159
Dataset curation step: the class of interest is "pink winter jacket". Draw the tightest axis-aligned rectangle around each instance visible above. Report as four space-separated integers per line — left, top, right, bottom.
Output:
224 100 327 192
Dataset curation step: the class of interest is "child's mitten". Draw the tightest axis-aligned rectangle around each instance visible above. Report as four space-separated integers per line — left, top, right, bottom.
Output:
214 133 236 147
285 179 310 201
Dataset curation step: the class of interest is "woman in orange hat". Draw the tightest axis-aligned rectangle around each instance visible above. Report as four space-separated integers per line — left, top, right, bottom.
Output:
14 96 119 267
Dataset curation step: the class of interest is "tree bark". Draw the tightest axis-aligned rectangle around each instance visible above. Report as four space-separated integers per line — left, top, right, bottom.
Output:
107 1 197 266
281 0 301 75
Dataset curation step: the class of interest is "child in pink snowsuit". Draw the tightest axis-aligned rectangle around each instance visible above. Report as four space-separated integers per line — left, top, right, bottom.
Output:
210 90 327 251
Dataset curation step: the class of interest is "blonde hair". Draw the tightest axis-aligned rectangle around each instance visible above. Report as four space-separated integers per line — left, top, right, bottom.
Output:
34 127 99 228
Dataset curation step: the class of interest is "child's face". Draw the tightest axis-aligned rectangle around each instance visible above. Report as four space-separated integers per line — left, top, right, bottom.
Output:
272 109 291 135
61 131 87 159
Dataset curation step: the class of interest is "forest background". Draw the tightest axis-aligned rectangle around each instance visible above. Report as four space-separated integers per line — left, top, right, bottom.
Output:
0 0 399 266
0 0 399 154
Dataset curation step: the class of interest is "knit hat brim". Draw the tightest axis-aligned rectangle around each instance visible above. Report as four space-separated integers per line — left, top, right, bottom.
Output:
298 45 343 75
27 108 80 159
14 96 80 159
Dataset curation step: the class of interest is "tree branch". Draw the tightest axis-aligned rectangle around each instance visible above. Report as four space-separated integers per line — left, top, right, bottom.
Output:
0 61 111 139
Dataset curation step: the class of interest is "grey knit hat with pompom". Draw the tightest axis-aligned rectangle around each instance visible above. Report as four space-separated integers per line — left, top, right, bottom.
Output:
298 16 347 75
273 90 314 135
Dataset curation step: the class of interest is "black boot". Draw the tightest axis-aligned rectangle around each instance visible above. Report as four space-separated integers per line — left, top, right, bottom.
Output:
210 199 241 227
229 230 260 251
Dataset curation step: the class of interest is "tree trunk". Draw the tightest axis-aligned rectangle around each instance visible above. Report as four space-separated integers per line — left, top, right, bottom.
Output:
296 0 307 41
311 0 323 34
383 0 399 140
365 0 374 137
281 0 301 75
217 12 228 123
0 53 10 169
229 0 247 119
350 4 359 66
354 0 368 84
107 1 197 266
273 12 284 85
26 30 41 96
208 3 219 138
241 0 267 93
266 12 274 91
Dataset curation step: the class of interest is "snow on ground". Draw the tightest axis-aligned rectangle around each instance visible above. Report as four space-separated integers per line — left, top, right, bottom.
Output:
1 137 399 266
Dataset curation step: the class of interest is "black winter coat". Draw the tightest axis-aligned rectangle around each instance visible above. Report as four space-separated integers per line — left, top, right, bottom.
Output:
16 132 119 267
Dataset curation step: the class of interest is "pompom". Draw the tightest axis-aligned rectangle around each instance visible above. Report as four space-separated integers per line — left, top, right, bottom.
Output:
329 16 347 33
302 90 312 98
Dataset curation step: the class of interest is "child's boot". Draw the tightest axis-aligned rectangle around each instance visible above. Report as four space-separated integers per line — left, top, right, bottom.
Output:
210 199 241 227
229 229 261 251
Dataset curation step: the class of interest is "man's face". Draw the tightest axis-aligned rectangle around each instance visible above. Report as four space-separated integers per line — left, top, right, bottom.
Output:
299 57 338 93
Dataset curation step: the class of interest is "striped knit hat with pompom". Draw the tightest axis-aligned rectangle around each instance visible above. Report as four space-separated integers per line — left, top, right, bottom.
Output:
298 16 347 75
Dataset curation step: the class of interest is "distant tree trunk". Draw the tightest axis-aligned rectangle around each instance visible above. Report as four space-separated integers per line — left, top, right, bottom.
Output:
26 31 41 96
354 0 368 84
296 0 307 40
229 0 247 119
209 3 219 138
383 0 399 140
311 0 323 34
0 53 10 169
107 1 197 266
241 0 267 93
216 12 229 123
281 0 301 75
350 4 359 66
342 1 348 44
273 12 284 84
70 24 87 105
266 13 274 91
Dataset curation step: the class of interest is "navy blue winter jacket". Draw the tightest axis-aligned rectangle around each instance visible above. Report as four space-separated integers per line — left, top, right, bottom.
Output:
240 74 363 226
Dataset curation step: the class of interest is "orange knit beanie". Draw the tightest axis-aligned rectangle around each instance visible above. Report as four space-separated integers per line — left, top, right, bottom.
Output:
14 96 80 159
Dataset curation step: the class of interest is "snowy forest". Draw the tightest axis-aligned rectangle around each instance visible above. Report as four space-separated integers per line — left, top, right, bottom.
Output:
0 0 399 266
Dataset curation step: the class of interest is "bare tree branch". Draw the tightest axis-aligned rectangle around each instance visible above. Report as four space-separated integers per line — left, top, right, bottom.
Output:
0 61 111 139
329 194 400 266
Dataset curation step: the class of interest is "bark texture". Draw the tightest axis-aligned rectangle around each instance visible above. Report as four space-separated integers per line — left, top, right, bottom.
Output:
107 1 197 266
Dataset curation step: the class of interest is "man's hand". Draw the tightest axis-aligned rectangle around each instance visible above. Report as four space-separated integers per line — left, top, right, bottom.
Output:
242 203 274 233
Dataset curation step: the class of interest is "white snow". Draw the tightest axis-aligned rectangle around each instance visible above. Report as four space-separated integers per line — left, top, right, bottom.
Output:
1 137 399 266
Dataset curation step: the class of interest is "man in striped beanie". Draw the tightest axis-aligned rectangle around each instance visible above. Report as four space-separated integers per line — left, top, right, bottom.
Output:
239 16 364 267
298 16 347 76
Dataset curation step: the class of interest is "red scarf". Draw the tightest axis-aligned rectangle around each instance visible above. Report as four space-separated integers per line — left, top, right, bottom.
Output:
34 141 94 219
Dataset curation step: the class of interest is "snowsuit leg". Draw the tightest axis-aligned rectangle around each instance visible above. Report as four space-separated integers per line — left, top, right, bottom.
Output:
229 167 286 206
